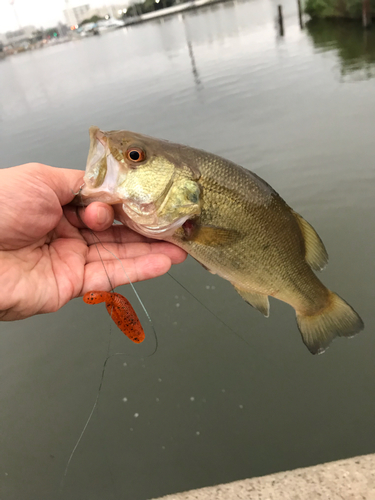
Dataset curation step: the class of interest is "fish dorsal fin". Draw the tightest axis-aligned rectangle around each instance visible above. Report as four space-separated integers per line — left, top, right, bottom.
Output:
292 211 328 271
234 286 270 317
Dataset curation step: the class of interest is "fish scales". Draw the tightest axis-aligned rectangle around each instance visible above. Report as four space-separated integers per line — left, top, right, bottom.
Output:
78 127 364 355
172 152 327 308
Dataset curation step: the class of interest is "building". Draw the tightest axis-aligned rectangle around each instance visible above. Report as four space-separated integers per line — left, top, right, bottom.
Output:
85 4 129 19
63 3 129 26
63 3 90 26
0 25 36 46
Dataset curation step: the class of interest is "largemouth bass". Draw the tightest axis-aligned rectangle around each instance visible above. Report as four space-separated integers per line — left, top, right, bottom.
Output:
78 126 364 354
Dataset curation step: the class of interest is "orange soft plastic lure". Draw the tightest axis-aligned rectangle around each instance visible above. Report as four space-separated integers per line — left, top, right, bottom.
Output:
83 291 145 343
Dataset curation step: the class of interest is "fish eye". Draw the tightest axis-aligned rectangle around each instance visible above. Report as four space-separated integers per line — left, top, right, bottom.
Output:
126 147 145 163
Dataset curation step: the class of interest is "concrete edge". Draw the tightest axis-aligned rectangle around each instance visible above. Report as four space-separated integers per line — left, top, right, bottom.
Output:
151 453 375 499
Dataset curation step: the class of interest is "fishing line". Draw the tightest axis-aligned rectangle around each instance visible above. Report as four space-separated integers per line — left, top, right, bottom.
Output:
167 272 254 349
73 187 249 353
60 191 159 495
63 187 251 491
73 189 159 356
87 228 157 347
59 351 123 494
166 272 295 369
59 210 118 495
76 193 247 352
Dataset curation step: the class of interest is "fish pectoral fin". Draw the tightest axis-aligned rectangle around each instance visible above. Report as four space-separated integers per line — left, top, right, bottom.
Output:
292 210 328 271
234 286 270 317
187 225 241 246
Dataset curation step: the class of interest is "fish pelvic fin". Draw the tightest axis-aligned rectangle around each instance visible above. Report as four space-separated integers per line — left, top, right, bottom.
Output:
234 286 270 317
292 210 328 271
296 291 364 355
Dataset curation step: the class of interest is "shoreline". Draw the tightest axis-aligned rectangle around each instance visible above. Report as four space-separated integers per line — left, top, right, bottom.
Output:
0 0 231 59
124 0 232 26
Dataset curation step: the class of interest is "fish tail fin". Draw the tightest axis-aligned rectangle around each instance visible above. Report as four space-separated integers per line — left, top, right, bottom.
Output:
296 291 364 355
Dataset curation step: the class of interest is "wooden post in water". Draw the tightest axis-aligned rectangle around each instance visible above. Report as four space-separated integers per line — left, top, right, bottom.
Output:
297 0 304 28
362 0 372 28
278 5 284 36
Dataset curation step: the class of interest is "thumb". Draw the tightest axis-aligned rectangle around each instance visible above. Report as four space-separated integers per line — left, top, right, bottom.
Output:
27 163 86 206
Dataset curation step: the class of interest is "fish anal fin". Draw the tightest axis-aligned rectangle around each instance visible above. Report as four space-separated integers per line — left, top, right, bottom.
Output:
292 210 328 271
234 286 270 317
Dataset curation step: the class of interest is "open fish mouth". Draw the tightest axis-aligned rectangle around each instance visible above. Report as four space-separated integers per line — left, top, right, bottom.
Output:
79 128 124 204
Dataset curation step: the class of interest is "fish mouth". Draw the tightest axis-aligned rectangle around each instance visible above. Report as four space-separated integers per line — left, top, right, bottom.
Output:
79 127 124 204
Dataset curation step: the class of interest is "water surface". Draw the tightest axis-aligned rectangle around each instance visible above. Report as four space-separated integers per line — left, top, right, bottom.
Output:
0 2 375 499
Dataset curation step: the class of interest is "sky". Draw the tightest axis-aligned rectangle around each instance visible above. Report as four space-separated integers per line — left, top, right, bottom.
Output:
0 0 117 33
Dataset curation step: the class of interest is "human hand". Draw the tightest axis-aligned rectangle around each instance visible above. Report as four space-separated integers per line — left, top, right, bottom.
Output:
0 163 187 321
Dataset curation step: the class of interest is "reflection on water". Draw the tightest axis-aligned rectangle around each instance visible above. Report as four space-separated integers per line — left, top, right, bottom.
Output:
187 40 203 88
182 13 203 89
307 19 375 81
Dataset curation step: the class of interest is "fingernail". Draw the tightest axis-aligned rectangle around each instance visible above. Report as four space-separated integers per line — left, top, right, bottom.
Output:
97 207 108 226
